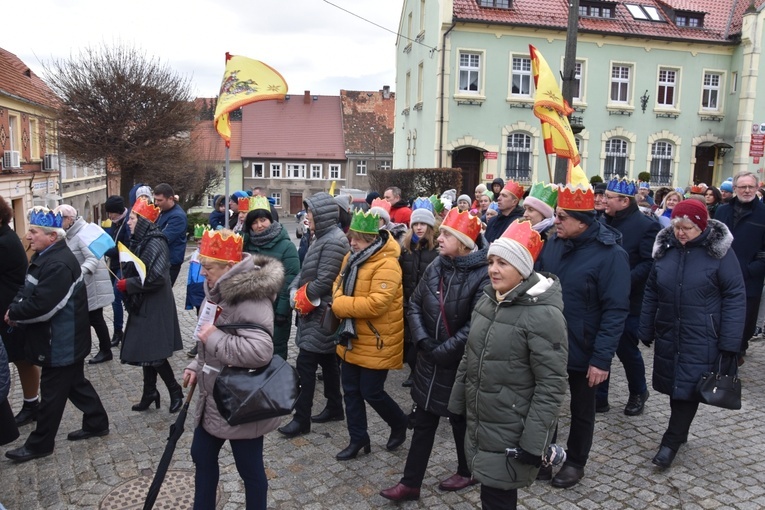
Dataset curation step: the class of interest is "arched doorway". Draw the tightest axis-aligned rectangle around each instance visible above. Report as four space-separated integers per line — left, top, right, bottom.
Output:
693 144 716 185
452 147 481 196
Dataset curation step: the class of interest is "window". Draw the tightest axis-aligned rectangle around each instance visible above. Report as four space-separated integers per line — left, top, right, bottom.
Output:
625 4 663 21
459 52 481 94
29 118 40 160
505 133 532 182
478 0 510 7
379 160 392 170
329 164 341 179
270 193 281 207
657 68 677 108
650 141 673 185
610 65 631 103
310 164 322 179
45 120 56 154
205 194 215 207
417 62 424 104
8 114 20 151
702 72 721 110
604 138 628 179
676 12 703 27
731 72 738 94
286 163 306 179
405 71 411 108
419 0 426 31
572 61 583 102
251 162 264 178
579 1 615 18
356 160 367 175
270 163 282 178
511 57 532 97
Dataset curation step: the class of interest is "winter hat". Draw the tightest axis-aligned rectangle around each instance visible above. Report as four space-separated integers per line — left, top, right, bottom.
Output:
410 208 436 227
474 184 487 195
720 181 734 193
136 185 153 202
524 183 558 219
366 191 381 206
230 190 249 202
487 220 543 279
55 204 77 218
369 198 391 224
671 199 708 231
105 195 125 213
593 183 608 195
335 194 353 213
457 194 472 206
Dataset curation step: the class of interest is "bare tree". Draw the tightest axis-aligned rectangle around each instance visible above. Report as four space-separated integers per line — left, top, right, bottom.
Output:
44 44 198 198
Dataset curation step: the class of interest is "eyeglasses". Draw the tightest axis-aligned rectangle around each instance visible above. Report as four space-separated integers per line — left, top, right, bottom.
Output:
736 185 756 191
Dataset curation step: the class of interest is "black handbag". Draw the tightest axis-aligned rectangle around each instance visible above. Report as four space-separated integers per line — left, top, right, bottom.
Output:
320 304 340 333
696 354 742 410
212 323 301 426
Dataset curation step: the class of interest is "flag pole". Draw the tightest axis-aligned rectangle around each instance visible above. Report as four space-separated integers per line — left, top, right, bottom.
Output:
224 145 230 225
545 153 553 184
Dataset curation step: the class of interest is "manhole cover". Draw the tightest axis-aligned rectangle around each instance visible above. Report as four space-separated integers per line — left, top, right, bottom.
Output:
100 469 219 509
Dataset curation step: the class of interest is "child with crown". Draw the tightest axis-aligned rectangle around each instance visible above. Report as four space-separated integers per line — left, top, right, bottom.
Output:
183 228 286 509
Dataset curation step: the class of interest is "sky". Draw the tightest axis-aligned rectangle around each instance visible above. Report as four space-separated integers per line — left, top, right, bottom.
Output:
4 0 403 98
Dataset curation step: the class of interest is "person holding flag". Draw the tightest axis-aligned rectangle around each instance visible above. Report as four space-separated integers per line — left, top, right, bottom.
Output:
117 197 184 414
54 205 116 365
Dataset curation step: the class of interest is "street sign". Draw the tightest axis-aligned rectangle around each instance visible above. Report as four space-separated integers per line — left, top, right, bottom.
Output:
751 133 765 158
484 152 498 160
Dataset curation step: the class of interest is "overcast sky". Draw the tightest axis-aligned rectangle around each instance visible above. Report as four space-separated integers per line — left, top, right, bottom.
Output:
4 0 402 98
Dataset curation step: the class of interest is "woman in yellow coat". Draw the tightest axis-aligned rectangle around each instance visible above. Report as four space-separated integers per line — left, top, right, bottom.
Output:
332 210 408 461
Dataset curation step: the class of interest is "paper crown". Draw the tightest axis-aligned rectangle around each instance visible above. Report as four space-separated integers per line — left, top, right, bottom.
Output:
28 207 64 228
132 196 161 223
239 195 270 213
557 184 595 211
429 195 445 214
607 177 637 196
441 208 482 242
293 283 319 315
349 210 380 234
412 197 434 212
502 180 525 199
193 224 211 238
639 181 650 189
500 219 544 262
369 198 391 213
199 230 243 262
528 182 558 209
690 185 704 194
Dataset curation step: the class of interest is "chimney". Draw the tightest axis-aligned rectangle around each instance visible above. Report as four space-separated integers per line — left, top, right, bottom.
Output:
304 90 311 104
382 85 391 99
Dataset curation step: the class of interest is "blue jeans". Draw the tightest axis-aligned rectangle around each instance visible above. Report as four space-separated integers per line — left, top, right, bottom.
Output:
111 276 124 332
190 426 267 510
341 362 406 444
597 315 647 401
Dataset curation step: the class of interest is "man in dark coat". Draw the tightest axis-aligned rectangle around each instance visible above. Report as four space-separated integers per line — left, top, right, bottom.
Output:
484 180 525 243
536 187 630 488
154 183 187 286
384 187 412 226
103 195 130 347
714 170 765 360
597 179 660 416
5 208 109 462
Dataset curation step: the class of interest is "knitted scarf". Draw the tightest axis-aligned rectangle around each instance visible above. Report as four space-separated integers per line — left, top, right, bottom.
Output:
245 222 282 248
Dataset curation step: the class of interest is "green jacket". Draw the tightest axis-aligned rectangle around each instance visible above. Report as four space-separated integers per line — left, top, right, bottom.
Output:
448 272 568 490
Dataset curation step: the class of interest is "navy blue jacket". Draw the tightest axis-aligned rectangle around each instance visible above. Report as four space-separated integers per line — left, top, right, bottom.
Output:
104 210 131 275
484 205 524 243
639 222 745 400
537 221 630 372
157 203 187 266
714 197 765 297
602 203 661 315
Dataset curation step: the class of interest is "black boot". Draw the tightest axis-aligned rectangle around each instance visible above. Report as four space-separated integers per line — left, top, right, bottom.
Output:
133 367 160 411
157 360 183 413
14 399 39 426
88 350 113 364
110 330 123 348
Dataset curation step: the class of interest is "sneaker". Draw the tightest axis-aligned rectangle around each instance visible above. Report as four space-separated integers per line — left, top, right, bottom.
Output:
186 344 198 358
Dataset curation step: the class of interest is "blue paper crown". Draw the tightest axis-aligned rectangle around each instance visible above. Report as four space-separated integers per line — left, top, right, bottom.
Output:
412 197 434 212
29 209 64 228
606 177 637 196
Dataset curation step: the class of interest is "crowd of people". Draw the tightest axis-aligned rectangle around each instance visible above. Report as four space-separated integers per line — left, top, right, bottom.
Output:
1 172 762 509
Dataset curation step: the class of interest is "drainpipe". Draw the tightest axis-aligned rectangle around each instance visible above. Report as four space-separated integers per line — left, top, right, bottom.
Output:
438 22 457 168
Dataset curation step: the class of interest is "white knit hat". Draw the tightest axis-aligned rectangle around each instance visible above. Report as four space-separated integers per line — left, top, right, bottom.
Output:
487 237 533 278
369 206 390 224
410 208 435 227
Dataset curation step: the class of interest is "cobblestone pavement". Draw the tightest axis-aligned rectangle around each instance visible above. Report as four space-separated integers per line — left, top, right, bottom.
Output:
3 243 765 509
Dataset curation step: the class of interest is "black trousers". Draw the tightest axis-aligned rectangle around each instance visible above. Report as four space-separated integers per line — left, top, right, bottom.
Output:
89 308 111 352
169 264 182 287
562 370 597 468
480 484 518 510
741 296 761 353
401 406 470 488
293 349 343 425
662 398 699 451
25 361 108 453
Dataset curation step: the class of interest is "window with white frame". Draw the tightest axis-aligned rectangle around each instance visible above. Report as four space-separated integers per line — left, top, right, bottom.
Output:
511 56 532 97
8 114 20 151
572 61 584 102
356 160 367 175
610 64 631 103
505 133 532 182
478 0 510 7
731 72 738 94
379 160 392 170
604 138 628 179
650 141 674 185
270 193 281 207
205 194 215 207
657 68 677 108
702 72 722 110
459 52 481 94
29 119 40 160
310 164 322 179
251 162 264 178
417 62 424 104
329 164 341 179
286 163 306 179
270 163 282 178
419 0 426 31
405 71 411 108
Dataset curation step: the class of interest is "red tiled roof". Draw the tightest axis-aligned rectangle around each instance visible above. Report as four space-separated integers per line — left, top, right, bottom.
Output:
340 90 396 155
0 48 59 110
190 118 241 162
240 93 345 160
452 0 765 43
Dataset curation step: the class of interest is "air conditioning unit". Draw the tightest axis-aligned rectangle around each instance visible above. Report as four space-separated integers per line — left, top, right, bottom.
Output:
43 153 59 171
3 150 20 169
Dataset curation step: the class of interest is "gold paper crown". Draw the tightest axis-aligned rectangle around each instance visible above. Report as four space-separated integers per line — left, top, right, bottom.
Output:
199 230 243 262
557 184 594 211
132 196 161 223
238 195 270 213
441 208 482 242
500 220 544 262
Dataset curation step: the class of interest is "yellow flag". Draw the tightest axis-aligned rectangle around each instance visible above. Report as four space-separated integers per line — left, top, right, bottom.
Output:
567 160 590 188
117 242 146 285
214 53 288 146
529 45 580 167
328 181 337 196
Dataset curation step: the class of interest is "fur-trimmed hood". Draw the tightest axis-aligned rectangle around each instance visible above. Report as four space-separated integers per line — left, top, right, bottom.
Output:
653 219 733 260
209 253 285 305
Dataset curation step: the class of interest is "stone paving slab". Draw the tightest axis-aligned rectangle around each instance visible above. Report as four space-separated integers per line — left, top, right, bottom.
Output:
2 246 764 509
